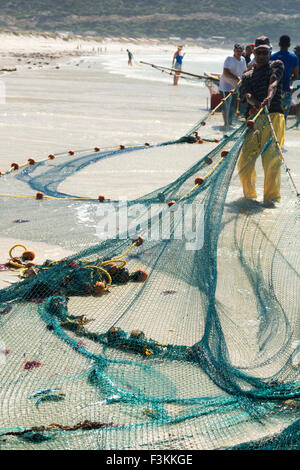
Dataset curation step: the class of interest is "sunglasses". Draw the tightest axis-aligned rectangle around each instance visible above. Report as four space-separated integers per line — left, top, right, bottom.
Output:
255 50 269 56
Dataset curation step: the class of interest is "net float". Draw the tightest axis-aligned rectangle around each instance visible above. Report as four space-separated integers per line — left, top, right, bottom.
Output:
246 120 255 129
132 236 144 247
93 281 105 296
120 145 125 149
168 200 176 207
131 269 148 283
28 158 35 165
36 192 44 200
195 177 205 185
104 263 118 275
98 195 105 202
130 330 145 340
205 157 213 165
221 150 229 158
144 142 150 146
48 154 55 160
94 147 100 152
68 150 75 155
11 162 19 170
214 138 220 143
22 250 35 261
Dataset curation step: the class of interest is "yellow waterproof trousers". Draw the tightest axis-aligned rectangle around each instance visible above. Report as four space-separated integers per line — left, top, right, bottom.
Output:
238 113 285 202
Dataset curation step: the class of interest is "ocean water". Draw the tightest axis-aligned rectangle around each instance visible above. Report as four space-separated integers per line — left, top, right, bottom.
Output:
99 50 226 86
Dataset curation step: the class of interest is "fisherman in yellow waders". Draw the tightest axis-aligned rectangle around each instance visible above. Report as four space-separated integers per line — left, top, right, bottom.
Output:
238 36 285 206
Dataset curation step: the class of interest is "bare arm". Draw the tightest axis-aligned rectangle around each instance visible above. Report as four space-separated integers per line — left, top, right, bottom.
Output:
223 67 240 81
291 65 299 89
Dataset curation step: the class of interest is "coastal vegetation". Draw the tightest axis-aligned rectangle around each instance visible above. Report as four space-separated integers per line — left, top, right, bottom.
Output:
0 0 299 42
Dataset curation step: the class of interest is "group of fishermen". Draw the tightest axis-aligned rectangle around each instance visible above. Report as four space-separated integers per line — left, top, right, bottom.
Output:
220 35 299 206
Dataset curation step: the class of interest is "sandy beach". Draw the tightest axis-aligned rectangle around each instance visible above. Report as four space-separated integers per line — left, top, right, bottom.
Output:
0 31 299 450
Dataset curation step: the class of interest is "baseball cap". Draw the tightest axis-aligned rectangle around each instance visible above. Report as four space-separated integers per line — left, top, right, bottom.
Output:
254 36 271 50
234 43 243 50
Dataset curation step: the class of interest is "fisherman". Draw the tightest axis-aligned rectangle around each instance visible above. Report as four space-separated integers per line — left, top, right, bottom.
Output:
172 45 185 86
219 44 247 128
126 49 133 66
237 36 285 206
292 45 300 127
270 35 299 119
294 46 300 79
243 45 254 65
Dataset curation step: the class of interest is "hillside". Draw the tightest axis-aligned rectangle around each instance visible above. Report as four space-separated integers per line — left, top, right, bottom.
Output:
0 0 300 43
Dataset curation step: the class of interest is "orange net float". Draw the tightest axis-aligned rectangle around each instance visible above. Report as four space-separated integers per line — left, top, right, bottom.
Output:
94 147 100 152
120 145 125 150
22 251 35 261
201 121 206 126
92 281 106 297
214 138 220 143
130 269 148 283
246 120 255 129
98 195 105 202
68 150 75 156
11 162 19 170
48 154 55 160
144 142 150 146
28 158 36 165
195 177 205 185
36 192 44 200
0 171 2 176
167 200 176 207
132 235 144 247
221 150 230 158
197 139 204 144
103 263 118 275
130 329 145 340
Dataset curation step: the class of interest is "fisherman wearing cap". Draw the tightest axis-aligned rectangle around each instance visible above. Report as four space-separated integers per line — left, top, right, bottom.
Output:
219 44 247 129
270 35 299 119
238 36 285 206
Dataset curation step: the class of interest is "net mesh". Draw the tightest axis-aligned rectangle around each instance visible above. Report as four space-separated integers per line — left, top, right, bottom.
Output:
0 109 299 450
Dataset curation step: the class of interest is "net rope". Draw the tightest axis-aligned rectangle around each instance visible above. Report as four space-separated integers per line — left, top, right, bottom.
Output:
0 107 299 450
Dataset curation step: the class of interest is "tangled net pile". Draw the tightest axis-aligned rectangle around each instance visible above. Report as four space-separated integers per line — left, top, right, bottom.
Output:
0 100 299 450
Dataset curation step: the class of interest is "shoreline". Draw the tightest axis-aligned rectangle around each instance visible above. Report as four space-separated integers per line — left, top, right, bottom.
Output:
0 30 231 73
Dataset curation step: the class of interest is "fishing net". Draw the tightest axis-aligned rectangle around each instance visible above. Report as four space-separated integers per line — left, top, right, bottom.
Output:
0 107 299 451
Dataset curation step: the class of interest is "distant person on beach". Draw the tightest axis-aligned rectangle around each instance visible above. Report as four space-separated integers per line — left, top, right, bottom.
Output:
126 49 133 66
238 36 285 206
270 35 299 119
172 45 185 86
219 44 247 128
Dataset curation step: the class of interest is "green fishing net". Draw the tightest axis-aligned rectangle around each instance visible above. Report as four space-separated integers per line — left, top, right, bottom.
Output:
0 109 299 450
